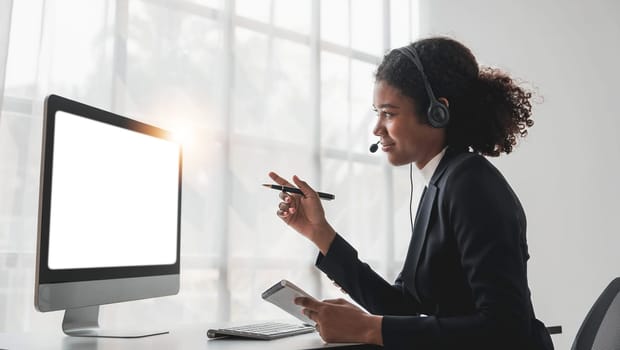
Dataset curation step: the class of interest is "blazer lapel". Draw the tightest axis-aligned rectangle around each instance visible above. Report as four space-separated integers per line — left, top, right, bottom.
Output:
402 183 437 303
401 148 470 302
429 147 462 186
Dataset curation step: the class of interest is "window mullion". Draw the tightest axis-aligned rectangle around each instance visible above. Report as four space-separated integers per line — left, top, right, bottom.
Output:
111 0 128 113
219 0 235 323
383 0 396 279
310 0 322 297
0 0 14 117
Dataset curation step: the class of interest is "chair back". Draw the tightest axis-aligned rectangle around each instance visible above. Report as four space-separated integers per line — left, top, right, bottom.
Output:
572 278 620 350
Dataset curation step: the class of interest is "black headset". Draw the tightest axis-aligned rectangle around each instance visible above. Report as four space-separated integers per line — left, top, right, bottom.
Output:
395 46 450 128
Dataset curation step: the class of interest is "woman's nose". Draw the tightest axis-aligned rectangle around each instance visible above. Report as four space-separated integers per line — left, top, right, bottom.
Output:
372 119 383 137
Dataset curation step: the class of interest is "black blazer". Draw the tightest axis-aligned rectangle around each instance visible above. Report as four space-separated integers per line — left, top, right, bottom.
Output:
316 148 554 350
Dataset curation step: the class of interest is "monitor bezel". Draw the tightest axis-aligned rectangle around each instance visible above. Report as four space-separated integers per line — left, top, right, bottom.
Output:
36 94 182 284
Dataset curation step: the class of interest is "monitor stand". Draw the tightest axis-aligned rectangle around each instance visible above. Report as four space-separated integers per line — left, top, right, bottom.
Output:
62 305 169 338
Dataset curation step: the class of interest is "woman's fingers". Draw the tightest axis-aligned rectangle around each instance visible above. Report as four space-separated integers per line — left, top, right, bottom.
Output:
292 175 317 198
269 171 295 187
279 191 293 202
271 173 298 207
269 172 307 225
295 297 322 310
303 308 317 321
276 206 296 219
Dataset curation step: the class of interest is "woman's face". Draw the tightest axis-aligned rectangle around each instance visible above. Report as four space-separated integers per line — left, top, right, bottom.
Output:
372 80 446 168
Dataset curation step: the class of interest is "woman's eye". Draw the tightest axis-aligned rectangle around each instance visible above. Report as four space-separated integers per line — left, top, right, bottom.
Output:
372 108 394 118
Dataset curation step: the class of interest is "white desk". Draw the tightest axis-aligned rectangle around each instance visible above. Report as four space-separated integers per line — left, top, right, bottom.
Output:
0 325 374 350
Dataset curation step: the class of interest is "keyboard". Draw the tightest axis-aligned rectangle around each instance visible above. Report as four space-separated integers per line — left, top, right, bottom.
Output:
207 321 316 340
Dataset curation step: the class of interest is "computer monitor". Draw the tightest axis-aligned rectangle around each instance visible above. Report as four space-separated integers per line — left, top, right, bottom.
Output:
35 94 182 338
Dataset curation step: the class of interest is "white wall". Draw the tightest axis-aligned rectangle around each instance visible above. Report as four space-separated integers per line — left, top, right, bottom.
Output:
418 0 620 348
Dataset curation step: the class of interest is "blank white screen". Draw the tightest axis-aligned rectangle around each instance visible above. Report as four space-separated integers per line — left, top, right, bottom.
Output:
48 111 180 269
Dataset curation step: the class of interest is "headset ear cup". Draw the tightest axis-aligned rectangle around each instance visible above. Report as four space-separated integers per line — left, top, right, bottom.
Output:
428 102 450 128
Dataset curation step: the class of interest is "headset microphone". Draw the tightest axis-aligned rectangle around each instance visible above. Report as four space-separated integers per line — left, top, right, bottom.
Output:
369 140 381 153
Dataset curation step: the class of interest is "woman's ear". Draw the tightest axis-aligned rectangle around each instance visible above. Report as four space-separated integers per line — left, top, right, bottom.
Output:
438 97 449 108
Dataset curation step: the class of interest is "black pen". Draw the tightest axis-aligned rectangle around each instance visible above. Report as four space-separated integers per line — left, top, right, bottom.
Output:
262 184 335 201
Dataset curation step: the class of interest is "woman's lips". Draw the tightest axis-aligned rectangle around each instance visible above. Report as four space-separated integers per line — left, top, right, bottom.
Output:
382 143 395 152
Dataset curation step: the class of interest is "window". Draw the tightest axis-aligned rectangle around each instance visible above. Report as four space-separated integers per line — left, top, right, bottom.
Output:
0 0 419 330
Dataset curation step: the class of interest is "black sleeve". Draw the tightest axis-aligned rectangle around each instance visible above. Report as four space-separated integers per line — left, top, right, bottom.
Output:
316 234 421 316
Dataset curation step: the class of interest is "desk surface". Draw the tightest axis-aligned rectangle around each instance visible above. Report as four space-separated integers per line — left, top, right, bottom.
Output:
0 325 375 350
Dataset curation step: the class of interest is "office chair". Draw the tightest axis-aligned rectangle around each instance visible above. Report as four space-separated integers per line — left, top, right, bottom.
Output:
571 277 620 350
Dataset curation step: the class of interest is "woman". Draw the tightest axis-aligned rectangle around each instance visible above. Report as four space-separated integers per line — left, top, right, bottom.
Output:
268 37 553 349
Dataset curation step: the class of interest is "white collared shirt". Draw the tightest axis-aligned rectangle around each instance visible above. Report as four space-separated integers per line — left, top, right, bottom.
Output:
418 147 448 188
411 147 447 222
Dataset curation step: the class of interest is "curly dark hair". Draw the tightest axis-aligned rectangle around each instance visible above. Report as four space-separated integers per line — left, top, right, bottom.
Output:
375 37 534 156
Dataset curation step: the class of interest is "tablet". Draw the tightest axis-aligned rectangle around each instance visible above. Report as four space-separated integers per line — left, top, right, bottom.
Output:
261 280 317 326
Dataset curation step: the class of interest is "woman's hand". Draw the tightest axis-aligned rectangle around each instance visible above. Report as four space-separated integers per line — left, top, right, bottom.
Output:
295 297 383 345
268 172 336 254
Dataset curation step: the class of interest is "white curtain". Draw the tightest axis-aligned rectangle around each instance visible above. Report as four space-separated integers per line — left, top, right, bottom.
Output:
0 0 419 332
